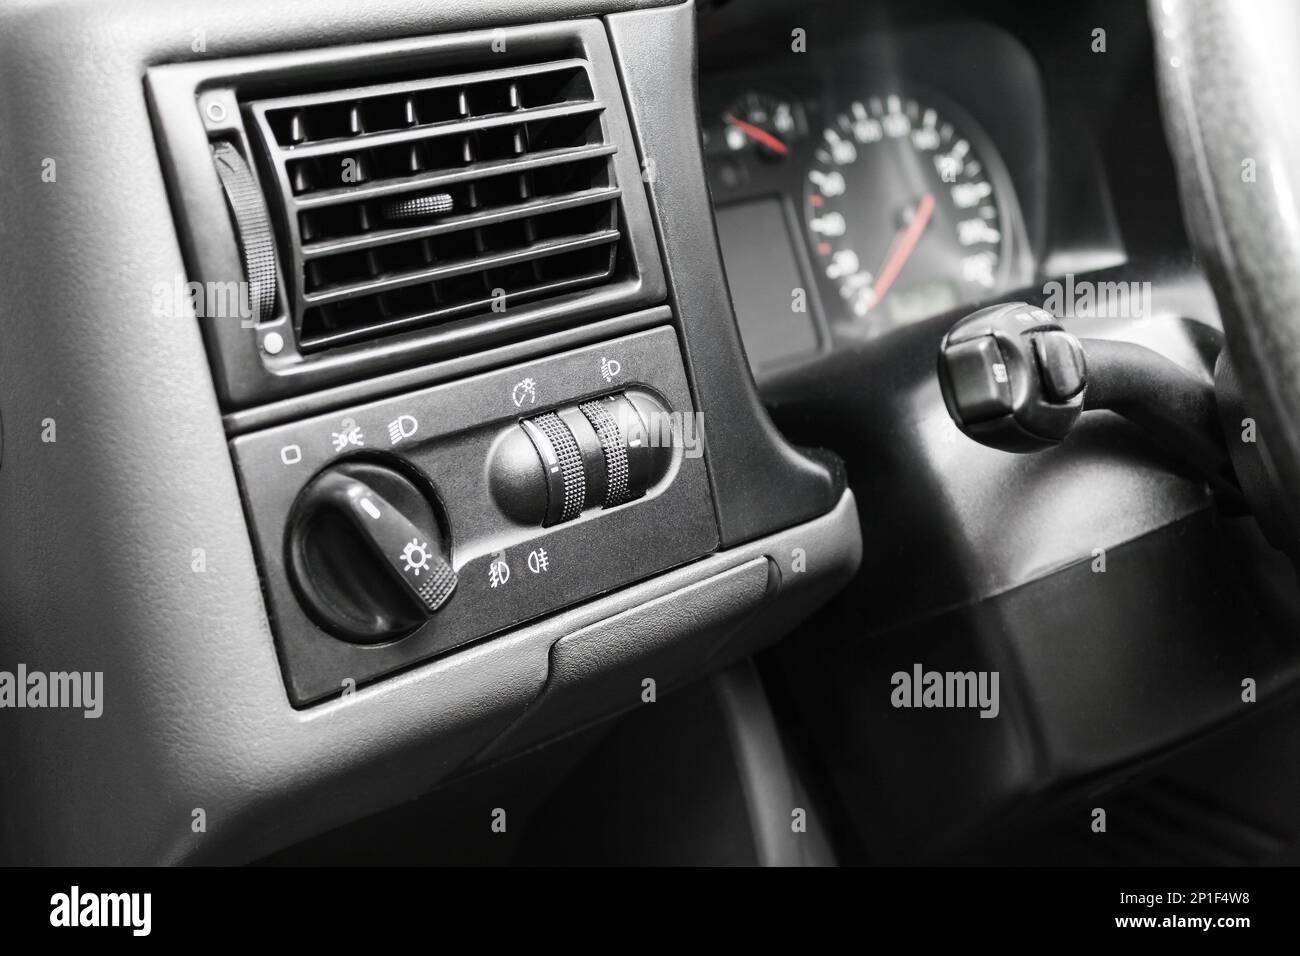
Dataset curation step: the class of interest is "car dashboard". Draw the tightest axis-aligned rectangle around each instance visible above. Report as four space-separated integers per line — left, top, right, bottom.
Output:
7 0 1298 880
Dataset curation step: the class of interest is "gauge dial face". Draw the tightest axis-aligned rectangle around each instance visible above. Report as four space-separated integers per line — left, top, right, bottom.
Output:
722 92 799 160
804 94 1005 328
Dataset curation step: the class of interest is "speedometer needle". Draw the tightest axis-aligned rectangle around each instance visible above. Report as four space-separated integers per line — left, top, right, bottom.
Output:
722 113 789 156
870 192 936 310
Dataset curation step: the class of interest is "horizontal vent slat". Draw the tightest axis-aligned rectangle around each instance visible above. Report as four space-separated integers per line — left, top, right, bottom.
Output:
255 58 593 117
303 229 621 305
302 186 621 258
277 100 605 160
300 270 614 351
292 143 618 209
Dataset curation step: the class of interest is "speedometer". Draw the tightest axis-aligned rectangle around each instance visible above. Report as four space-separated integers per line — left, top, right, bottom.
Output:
805 93 1006 329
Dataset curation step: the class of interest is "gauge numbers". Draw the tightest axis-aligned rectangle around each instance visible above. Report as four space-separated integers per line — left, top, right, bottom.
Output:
805 93 1005 327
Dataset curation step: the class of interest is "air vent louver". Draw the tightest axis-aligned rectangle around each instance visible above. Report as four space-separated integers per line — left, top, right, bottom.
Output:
248 59 626 351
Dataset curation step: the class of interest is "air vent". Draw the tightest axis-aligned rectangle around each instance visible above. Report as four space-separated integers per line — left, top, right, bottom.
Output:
247 59 626 351
149 22 663 405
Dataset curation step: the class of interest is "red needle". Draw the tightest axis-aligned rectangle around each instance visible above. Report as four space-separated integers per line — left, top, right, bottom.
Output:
723 113 789 156
870 192 936 310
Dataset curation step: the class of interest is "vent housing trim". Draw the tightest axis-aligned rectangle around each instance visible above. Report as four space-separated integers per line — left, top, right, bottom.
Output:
146 21 664 408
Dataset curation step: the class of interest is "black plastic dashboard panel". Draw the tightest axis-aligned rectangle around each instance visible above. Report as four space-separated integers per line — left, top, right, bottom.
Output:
606 5 844 546
234 325 716 704
148 19 665 409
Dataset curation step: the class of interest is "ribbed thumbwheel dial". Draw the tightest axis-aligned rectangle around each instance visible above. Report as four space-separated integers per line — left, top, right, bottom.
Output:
578 398 632 506
286 460 456 644
521 411 588 524
490 390 675 527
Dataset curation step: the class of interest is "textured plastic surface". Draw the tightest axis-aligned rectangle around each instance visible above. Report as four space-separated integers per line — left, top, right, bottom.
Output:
0 0 863 867
0 0 704 867
477 558 776 759
775 507 1300 862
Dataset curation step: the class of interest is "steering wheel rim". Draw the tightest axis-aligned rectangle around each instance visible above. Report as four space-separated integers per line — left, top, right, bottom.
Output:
1153 0 1300 545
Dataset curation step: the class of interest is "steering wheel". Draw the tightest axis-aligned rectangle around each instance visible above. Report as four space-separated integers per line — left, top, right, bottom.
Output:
1154 0 1300 551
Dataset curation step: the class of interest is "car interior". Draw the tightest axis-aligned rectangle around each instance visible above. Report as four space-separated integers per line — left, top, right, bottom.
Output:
3 0 1300 869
